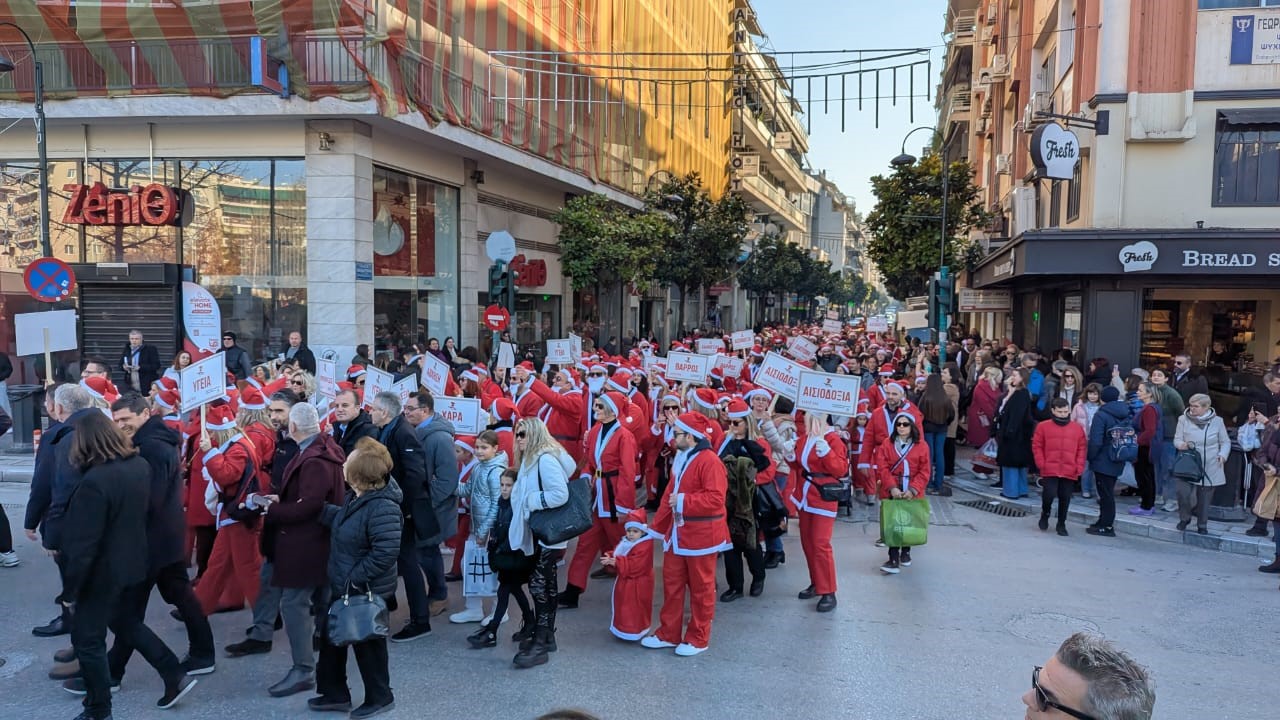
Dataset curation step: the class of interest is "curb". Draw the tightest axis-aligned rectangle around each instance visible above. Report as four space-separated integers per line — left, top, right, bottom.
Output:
948 471 1276 561
0 470 32 484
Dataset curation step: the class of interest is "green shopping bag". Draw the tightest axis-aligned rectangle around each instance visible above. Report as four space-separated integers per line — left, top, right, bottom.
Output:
879 498 930 547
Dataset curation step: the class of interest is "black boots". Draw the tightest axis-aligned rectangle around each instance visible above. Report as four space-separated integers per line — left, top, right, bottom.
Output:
513 627 555 668
511 613 536 643
557 585 582 609
1038 514 1050 531
763 550 785 569
466 622 497 649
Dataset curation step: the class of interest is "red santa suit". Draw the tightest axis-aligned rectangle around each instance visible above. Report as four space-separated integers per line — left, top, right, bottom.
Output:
858 398 923 475
786 420 849 597
565 393 638 594
193 413 263 615
529 377 585 464
511 378 545 421
647 414 731 651
873 432 931 501
448 442 477 577
608 510 658 641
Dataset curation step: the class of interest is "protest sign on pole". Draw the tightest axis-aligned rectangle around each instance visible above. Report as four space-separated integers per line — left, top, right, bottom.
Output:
179 353 227 413
643 355 667 375
666 351 711 384
392 376 417 405
363 366 395 407
754 351 805 399
730 329 754 351
713 354 745 379
181 281 222 360
695 338 724 356
496 342 517 369
435 396 483 434
14 308 78 381
546 339 572 365
569 332 583 360
420 353 450 396
826 310 839 320
868 316 890 333
786 336 818 362
822 319 843 334
316 358 338 399
795 370 861 417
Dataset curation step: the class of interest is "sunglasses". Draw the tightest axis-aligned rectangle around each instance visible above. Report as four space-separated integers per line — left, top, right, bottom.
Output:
1032 666 1096 720
730 420 745 426
516 431 527 438
593 404 607 410
895 422 913 428
290 380 304 386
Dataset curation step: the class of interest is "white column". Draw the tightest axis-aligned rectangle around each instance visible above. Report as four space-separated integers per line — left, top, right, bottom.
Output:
459 159 482 348
305 119 374 366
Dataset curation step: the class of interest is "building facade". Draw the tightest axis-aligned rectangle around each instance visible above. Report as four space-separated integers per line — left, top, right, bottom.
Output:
0 1 733 374
939 0 1280 425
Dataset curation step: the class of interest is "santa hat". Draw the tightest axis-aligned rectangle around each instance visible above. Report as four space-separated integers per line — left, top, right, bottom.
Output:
473 364 490 378
855 397 871 418
407 354 423 366
743 387 772 405
460 369 481 384
154 389 180 412
154 376 178 393
240 386 268 411
205 403 238 431
555 367 580 389
607 369 633 393
689 387 719 412
80 376 119 405
673 412 710 440
750 345 764 359
347 365 367 380
725 399 751 419
599 391 627 418
659 393 682 409
879 364 896 377
261 375 289 396
622 508 661 539
517 361 535 372
454 436 476 454
490 398 517 421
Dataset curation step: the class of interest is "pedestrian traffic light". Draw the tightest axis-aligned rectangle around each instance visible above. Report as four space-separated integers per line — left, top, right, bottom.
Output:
935 267 954 334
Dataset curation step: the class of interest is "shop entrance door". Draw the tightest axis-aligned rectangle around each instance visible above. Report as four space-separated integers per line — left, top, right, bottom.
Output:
72 263 185 391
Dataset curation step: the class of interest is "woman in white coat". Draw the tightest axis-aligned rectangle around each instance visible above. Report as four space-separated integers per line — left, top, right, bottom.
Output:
1172 393 1230 534
508 417 574 669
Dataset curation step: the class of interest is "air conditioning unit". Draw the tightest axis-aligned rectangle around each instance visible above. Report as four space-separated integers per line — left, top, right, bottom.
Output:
990 54 1010 78
995 153 1012 175
976 67 995 86
1032 90 1053 113
986 3 998 24
1011 186 1038 238
976 117 990 134
981 26 994 44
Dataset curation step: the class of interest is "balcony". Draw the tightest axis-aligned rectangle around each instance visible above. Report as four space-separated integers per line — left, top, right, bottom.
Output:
952 10 978 43
735 174 805 231
943 85 973 126
735 105 807 193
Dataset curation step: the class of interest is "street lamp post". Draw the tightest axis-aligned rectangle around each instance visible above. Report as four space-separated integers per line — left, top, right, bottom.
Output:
891 125 949 342
0 23 52 259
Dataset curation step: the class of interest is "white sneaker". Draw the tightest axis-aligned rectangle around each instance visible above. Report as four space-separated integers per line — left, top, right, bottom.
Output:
0 551 18 568
640 635 676 649
674 643 707 657
1162 501 1178 513
480 612 509 625
448 609 484 624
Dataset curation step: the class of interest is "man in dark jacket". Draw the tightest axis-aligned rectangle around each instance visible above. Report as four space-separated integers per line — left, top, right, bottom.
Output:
285 331 317 375
369 391 435 641
109 394 215 677
118 329 162 393
241 402 346 699
406 391 459 617
1170 354 1210 405
1086 386 1131 538
25 383 95 639
330 389 377 456
219 331 252 381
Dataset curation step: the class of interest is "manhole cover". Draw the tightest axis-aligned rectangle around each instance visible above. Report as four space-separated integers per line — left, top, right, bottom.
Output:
1005 612 1099 642
955 498 1029 517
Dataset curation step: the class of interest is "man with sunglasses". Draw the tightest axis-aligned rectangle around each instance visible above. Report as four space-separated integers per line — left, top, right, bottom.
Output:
560 391 638 609
1169 354 1208 406
1024 632 1154 720
218 332 251 381
510 362 546 422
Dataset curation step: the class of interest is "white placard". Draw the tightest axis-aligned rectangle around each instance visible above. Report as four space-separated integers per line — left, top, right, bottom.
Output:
730 329 754 351
643 355 667 375
569 332 583 360
364 366 395 407
826 310 839 320
393 376 418 405
822 319 843 334
179 353 226 412
795 370 861 417
754 351 806 400
316 358 338 399
695 338 724 355
665 351 711 384
436 396 483 435
713 355 745 379
181 281 222 359
496 342 517 370
868 317 890 333
14 309 78 357
546 339 572 365
786 336 818 362
420 353 451 396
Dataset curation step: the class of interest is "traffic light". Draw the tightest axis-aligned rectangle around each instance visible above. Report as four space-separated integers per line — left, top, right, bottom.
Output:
488 261 510 307
935 266 954 335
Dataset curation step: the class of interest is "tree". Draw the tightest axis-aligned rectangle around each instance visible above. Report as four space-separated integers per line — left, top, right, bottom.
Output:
864 154 987 299
553 193 671 291
647 173 750 331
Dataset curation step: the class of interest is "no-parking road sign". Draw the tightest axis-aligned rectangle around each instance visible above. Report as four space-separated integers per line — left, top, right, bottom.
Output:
23 258 76 303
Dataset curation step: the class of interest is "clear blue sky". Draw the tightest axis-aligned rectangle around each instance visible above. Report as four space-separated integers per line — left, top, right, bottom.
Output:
751 0 947 214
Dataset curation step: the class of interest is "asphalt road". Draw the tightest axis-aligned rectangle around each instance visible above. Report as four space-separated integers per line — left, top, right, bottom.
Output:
1 487 1273 720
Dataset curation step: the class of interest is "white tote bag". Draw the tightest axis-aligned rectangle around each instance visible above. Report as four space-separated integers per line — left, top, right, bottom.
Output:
461 537 498 598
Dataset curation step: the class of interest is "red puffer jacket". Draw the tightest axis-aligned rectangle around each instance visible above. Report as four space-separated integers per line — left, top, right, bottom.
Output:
1031 418 1087 481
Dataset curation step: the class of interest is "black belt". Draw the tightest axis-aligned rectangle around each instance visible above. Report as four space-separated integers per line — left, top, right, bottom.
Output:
683 514 725 522
553 434 577 441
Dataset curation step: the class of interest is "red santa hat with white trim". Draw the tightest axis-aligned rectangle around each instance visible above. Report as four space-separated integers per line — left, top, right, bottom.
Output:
598 391 628 418
80 376 119 405
673 412 713 441
743 387 772 405
240 386 268 411
460 369 481 384
454 435 476 455
623 508 662 539
554 367 580 389
607 369 633 393
205 403 238 432
725 399 751 419
347 365 367 381
490 397 517 422
689 387 719 413
879 363 896 377
154 389 180 413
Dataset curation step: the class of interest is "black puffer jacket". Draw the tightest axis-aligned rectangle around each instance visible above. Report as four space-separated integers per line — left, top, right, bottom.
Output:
320 479 403 598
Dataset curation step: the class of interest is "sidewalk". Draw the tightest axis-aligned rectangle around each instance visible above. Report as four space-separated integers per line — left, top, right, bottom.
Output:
949 445 1276 561
0 434 33 483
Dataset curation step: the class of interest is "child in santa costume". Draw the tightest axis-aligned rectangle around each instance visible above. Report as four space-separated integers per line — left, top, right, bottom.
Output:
602 509 659 641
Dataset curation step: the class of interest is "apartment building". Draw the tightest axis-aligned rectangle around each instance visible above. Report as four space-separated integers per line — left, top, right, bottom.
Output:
940 0 1280 423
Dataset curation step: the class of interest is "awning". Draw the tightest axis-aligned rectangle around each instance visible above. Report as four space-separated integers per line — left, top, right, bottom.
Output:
1219 108 1280 125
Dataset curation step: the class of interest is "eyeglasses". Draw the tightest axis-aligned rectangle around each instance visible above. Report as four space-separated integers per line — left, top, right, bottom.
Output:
515 431 527 438
894 422 913 428
589 373 607 378
663 406 679 411
593 404 607 410
1032 666 1097 720
290 380 304 386
403 405 419 413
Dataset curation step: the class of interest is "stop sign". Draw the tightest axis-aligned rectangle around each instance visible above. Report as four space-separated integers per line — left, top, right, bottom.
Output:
483 304 511 332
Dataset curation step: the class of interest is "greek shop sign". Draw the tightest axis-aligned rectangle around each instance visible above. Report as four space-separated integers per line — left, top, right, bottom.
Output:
1230 12 1280 65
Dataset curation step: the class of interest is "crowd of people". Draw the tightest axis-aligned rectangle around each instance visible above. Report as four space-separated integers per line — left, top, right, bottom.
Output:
8 319 1269 720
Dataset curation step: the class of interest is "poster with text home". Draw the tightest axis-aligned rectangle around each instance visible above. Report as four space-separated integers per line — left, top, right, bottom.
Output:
730 329 754 351
787 336 817 362
754 352 805 399
795 370 860 417
182 281 222 360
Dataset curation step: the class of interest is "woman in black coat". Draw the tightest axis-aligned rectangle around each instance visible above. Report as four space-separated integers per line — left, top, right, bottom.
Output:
311 437 403 719
996 371 1036 500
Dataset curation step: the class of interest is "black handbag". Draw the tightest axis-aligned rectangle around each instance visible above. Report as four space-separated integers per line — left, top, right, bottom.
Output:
806 472 851 504
1171 447 1206 484
527 460 593 545
753 482 788 539
326 585 389 647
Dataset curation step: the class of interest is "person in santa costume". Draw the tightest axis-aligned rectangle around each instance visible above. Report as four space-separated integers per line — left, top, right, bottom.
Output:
578 363 612 448
858 381 923 476
601 509 659 641
527 368 585 464
641 412 731 657
872 411 930 574
510 362 546 420
849 401 875 504
786 412 849 613
192 404 263 615
559 391 638 608
719 399 774 601
445 435 478 584
485 397 518 464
